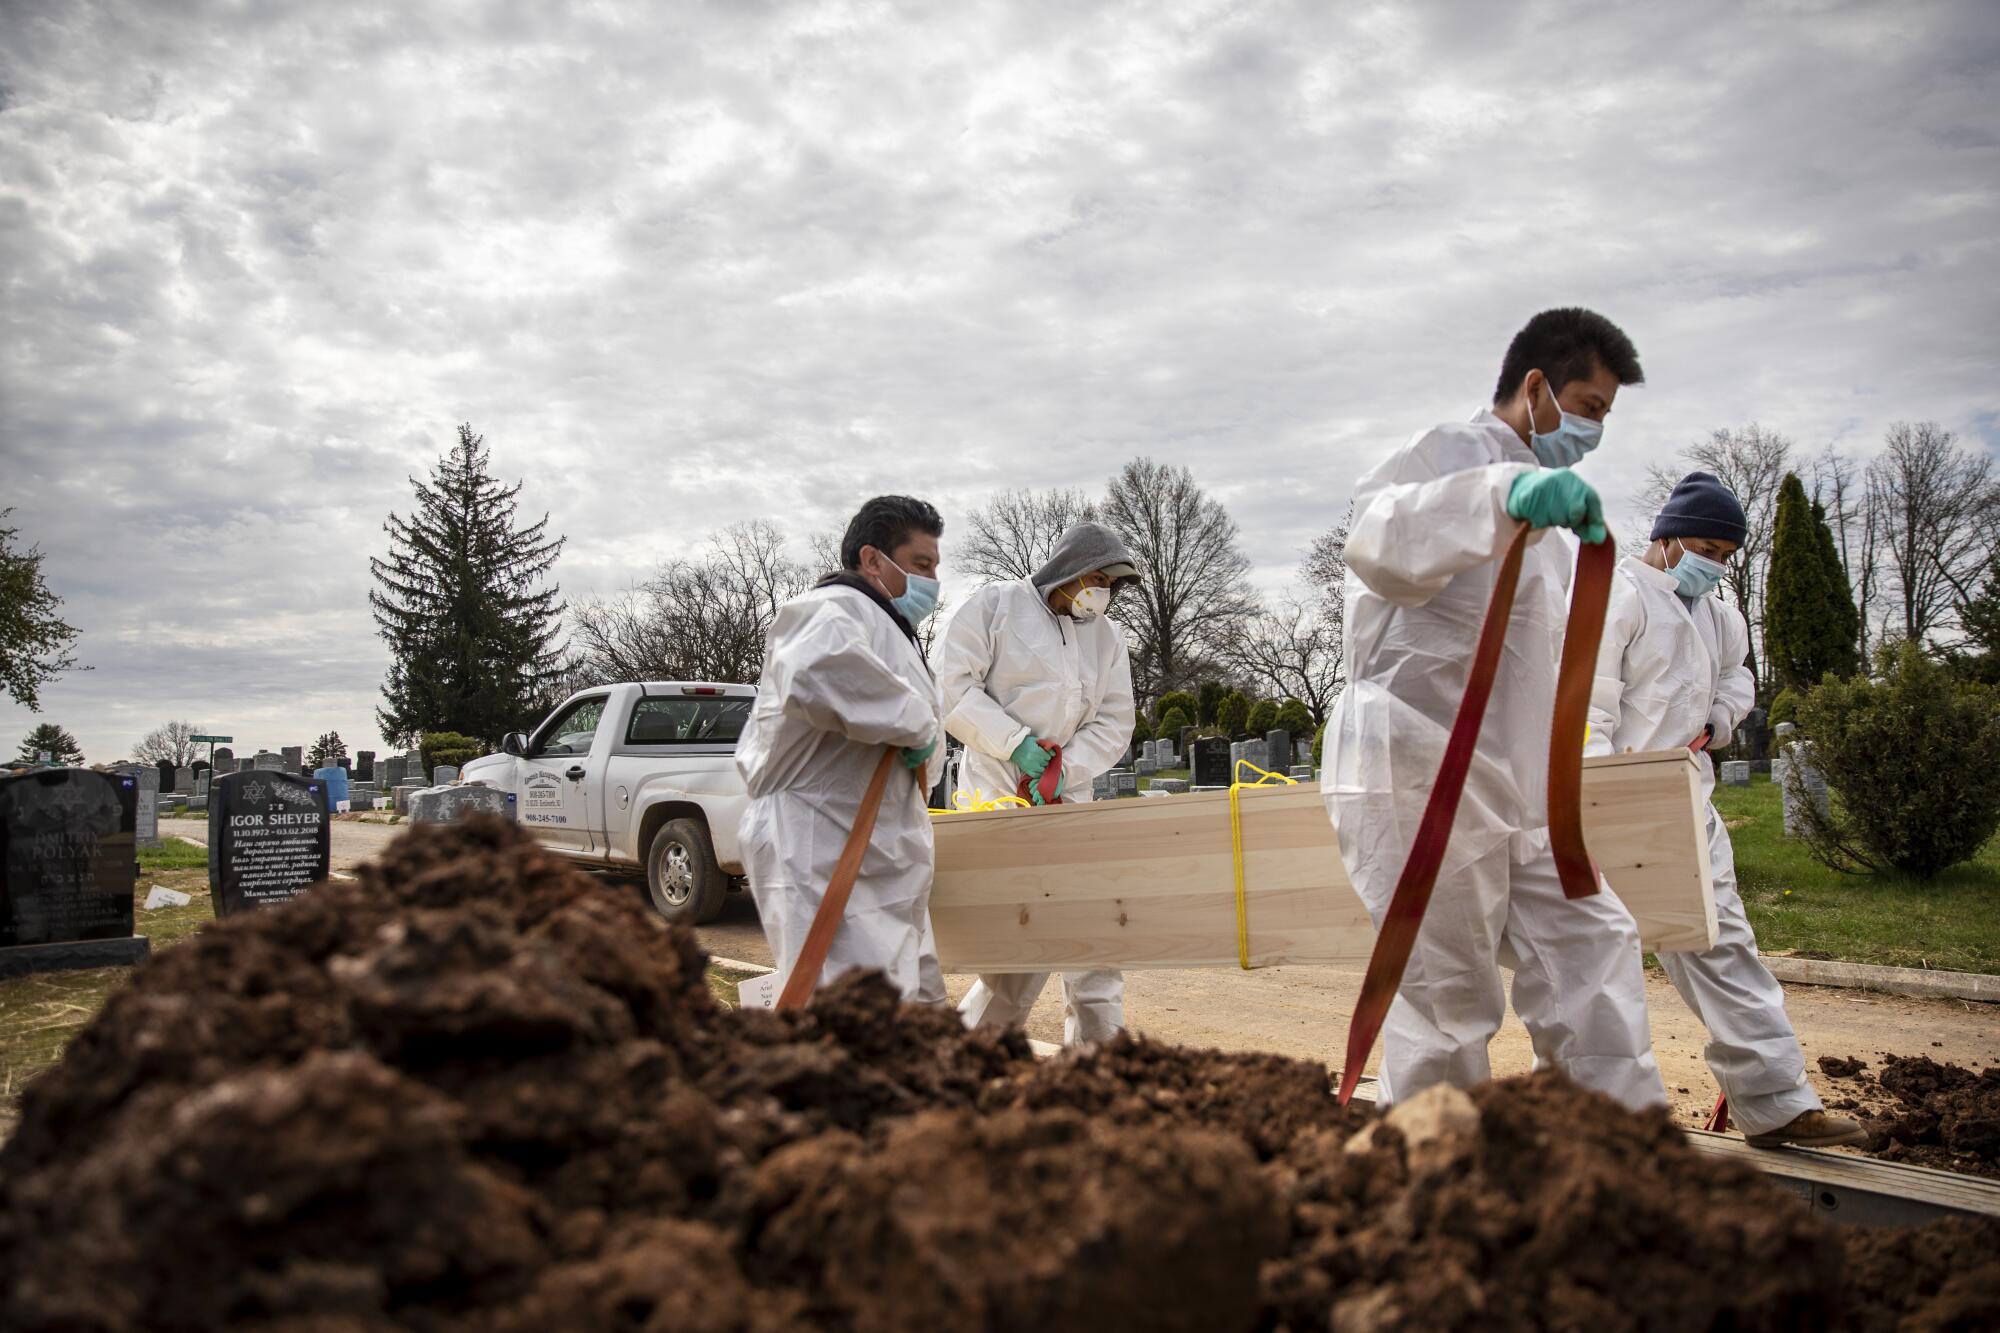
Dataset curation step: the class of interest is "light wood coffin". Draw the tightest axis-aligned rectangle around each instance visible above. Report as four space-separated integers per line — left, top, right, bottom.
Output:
929 748 1716 973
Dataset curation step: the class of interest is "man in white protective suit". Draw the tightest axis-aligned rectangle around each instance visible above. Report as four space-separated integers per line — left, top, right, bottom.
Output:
1589 473 1866 1147
937 520 1140 1044
1323 307 1668 1111
736 495 949 1002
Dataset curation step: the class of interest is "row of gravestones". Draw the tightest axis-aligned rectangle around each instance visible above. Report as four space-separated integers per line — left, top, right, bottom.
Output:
0 767 515 980
150 748 444 792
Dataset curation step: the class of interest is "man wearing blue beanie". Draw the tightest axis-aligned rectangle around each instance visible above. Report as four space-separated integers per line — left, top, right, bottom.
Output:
1586 472 1865 1147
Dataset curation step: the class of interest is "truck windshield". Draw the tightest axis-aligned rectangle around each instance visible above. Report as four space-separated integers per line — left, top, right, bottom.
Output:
625 696 752 745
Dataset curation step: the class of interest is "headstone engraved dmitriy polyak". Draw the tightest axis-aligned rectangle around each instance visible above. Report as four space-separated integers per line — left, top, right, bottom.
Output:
207 772 330 917
0 768 150 978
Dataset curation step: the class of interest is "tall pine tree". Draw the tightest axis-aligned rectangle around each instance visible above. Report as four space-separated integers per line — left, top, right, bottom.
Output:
15 721 83 766
1765 473 1860 689
371 424 567 747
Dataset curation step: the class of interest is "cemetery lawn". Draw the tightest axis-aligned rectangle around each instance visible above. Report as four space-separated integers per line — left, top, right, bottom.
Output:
0 839 214 1127
706 963 766 1008
1716 775 2000 976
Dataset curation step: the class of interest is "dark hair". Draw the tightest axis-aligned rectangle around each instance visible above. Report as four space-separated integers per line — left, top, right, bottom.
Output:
1493 307 1644 404
840 495 944 570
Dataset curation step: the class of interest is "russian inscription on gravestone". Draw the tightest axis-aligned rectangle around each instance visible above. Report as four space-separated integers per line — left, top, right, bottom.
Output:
0 768 149 976
207 771 330 917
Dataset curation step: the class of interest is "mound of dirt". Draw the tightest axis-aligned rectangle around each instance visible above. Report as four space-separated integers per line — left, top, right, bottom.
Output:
0 818 1994 1331
1815 1052 2000 1180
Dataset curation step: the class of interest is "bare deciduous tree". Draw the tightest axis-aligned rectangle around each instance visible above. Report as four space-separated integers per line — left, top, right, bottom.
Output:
1100 458 1258 700
1808 447 1882 659
1870 422 1997 645
570 522 813 686
958 488 1100 584
1636 424 1794 689
1227 592 1343 726
132 719 205 767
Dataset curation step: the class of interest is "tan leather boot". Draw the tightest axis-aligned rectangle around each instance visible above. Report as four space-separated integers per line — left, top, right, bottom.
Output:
1744 1109 1869 1148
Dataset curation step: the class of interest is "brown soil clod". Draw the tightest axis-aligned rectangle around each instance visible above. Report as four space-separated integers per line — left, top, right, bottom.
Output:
1 817 1996 1331
1819 1054 1868 1078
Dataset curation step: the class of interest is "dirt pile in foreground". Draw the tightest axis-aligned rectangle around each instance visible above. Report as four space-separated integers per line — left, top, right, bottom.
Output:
1 818 1994 1331
1819 1052 2000 1180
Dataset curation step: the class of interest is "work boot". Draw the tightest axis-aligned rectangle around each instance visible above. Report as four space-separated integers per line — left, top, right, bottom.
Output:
1744 1109 1869 1149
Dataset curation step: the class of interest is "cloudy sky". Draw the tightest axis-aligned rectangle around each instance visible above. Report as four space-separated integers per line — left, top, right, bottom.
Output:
3 0 1996 763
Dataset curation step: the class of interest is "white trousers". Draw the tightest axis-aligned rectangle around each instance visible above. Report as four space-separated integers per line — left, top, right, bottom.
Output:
1359 841 1667 1114
959 969 1125 1045
1657 807 1821 1135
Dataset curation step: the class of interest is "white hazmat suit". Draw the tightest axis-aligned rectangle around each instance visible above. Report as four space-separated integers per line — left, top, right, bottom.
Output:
938 529 1138 1044
737 580 947 1002
1587 555 1821 1135
1322 410 1666 1112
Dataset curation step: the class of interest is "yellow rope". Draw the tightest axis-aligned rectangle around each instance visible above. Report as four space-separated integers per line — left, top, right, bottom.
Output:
928 787 1032 816
1229 759 1298 969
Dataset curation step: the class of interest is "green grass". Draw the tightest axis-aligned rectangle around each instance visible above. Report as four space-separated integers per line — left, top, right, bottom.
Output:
139 837 208 871
706 963 766 1009
1 867 216 1120
1716 775 2000 975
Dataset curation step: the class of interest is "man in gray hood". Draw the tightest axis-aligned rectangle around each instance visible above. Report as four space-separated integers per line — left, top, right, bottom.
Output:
936 520 1140 1044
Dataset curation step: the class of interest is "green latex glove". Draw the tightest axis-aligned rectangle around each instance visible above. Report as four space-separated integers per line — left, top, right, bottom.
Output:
1010 735 1051 777
1507 467 1607 544
902 737 937 770
1029 766 1067 806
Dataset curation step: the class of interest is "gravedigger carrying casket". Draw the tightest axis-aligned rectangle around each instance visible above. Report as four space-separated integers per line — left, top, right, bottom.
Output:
1588 473 1866 1147
936 520 1140 1045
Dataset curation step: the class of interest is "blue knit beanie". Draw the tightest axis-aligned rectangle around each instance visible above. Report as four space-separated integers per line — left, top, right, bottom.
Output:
1651 471 1747 545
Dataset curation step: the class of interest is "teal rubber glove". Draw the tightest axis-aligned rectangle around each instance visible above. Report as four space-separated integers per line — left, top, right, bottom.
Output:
902 737 937 770
1010 735 1051 777
1029 766 1068 806
1507 468 1607 544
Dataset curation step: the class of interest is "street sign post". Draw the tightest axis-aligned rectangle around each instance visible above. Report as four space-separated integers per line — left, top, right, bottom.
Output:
191 735 234 771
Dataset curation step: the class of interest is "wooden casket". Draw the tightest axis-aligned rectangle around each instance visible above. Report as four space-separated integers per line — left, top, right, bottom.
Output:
929 748 1716 972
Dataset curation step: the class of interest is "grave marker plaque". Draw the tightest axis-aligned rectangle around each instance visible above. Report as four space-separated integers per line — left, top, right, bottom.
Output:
207 771 330 917
0 768 150 977
1191 738 1231 788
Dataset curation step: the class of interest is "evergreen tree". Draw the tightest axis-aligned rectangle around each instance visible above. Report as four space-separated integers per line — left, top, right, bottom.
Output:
1276 697 1314 738
1196 681 1225 725
306 731 348 768
371 424 567 747
1217 690 1250 736
1949 554 2000 684
15 721 83 766
1245 698 1279 736
1765 473 1859 689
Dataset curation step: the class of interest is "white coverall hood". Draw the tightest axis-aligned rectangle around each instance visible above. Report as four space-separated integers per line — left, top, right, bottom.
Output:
936 576 1137 1043
736 583 947 1003
1322 409 1665 1113
1588 554 1821 1134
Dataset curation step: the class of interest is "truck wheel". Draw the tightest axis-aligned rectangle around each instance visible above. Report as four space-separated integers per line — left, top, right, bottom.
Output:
647 818 726 926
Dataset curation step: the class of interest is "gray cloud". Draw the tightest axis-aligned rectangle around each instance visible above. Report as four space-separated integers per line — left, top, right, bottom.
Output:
3 0 1996 762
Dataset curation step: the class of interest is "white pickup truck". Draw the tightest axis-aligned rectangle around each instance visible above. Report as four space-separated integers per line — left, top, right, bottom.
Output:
461 682 754 925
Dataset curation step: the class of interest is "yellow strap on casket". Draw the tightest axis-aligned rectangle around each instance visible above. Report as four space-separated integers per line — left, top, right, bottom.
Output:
1228 760 1299 969
928 787 1032 816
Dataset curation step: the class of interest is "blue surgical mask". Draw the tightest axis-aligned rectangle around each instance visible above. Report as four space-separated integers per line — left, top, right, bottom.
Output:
881 556 940 623
1670 540 1728 599
1527 378 1604 468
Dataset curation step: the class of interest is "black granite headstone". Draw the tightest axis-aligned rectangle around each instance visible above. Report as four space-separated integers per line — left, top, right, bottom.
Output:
156 759 176 792
0 768 150 977
1264 729 1292 778
1191 737 1232 788
207 771 331 917
355 750 375 781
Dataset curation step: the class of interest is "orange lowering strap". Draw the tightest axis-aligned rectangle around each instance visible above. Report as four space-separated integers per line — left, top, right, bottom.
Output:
777 746 903 1010
1337 527 1617 1104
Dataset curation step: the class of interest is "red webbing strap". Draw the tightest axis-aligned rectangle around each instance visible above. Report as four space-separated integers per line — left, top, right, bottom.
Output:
1548 532 1618 899
1705 1093 1731 1133
1336 524 1531 1104
1015 743 1066 806
777 746 901 1010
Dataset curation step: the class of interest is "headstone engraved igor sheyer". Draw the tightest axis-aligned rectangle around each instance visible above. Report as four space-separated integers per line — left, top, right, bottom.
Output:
207 771 330 917
0 768 150 978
